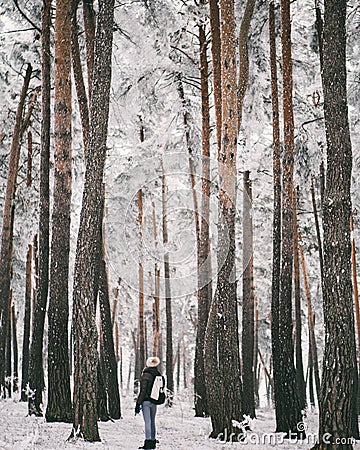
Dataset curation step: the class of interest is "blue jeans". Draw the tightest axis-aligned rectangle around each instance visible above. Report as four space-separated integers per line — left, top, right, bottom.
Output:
142 400 157 440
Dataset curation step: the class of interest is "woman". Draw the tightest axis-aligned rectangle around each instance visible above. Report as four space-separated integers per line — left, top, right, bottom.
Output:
135 356 165 450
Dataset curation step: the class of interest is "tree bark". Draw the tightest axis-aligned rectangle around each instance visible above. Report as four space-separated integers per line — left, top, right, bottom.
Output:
28 0 51 416
21 244 32 401
71 0 90 152
162 163 174 399
293 189 306 410
276 0 304 436
206 0 243 440
298 233 321 404
0 63 32 396
237 0 256 131
26 131 32 187
46 0 73 423
194 22 212 418
99 257 121 419
312 1 359 447
12 304 18 392
70 0 115 441
209 0 221 158
242 171 255 418
137 188 146 375
269 0 283 433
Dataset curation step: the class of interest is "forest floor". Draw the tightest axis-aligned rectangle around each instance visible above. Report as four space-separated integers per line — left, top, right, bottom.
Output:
0 393 340 450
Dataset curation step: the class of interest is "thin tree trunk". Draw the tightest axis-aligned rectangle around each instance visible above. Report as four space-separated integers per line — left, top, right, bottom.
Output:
308 330 315 407
0 64 32 396
21 244 32 401
269 0 283 433
242 171 255 418
11 304 18 393
310 177 324 285
298 233 321 404
350 214 360 363
293 189 306 410
254 295 259 407
151 200 161 356
46 0 73 423
276 0 303 436
182 330 187 389
99 256 121 419
71 0 90 152
194 21 212 418
6 293 12 397
28 0 51 416
70 0 115 440
209 0 222 158
137 188 146 375
26 131 32 187
83 0 96 100
162 163 174 400
237 0 256 131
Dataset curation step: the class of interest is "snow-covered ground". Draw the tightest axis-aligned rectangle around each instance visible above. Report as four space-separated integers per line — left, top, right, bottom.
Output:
0 394 327 450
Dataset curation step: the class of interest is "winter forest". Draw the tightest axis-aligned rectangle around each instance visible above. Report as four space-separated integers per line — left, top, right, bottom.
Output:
0 0 359 448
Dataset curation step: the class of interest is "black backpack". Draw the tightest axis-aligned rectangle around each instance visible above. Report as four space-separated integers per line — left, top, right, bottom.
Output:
149 375 165 405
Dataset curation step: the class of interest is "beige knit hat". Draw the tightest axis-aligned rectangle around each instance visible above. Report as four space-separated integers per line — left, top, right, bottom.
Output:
146 356 160 368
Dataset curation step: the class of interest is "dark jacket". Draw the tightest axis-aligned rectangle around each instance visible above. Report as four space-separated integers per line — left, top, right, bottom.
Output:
136 367 163 406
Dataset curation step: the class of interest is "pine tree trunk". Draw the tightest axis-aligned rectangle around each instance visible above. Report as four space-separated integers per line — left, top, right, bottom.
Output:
28 0 51 416
276 0 304 436
242 171 255 418
98 256 121 419
137 188 146 373
209 0 221 157
312 1 359 447
162 164 174 399
350 214 360 413
71 0 90 152
21 244 32 401
269 0 284 432
12 304 18 393
0 64 32 396
298 233 321 404
82 0 95 99
46 0 73 423
194 22 212 418
310 177 324 285
26 131 32 187
206 0 243 440
6 293 12 397
70 0 115 441
293 189 306 410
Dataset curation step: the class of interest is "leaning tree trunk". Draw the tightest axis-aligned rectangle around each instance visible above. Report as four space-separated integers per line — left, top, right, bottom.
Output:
311 1 359 448
70 0 115 441
46 0 73 423
0 64 32 397
276 0 303 436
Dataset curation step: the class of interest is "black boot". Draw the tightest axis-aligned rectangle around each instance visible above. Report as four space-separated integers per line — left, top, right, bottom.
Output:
149 440 156 449
138 440 152 449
